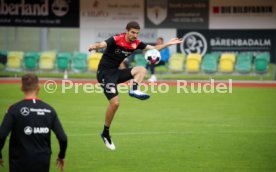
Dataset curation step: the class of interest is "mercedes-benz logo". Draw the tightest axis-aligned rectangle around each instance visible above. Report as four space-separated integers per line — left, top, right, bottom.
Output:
20 107 30 116
115 49 121 54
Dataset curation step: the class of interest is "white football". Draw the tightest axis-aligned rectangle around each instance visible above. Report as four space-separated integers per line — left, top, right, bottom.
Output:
145 49 161 65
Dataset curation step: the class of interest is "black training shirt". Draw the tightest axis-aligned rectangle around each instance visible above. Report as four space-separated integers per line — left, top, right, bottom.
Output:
98 33 147 70
0 98 67 160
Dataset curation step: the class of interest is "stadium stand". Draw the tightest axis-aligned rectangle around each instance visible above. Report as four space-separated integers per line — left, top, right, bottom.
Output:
235 53 253 74
155 63 169 74
168 53 185 72
255 53 270 74
71 52 87 72
23 52 40 70
219 53 236 73
0 51 7 70
201 53 220 74
0 51 7 65
39 51 56 70
7 51 24 71
87 52 102 71
186 53 202 73
0 50 272 76
57 52 72 71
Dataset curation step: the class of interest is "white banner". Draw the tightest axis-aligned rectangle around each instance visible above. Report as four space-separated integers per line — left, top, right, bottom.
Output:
209 0 276 29
80 28 161 53
80 0 144 28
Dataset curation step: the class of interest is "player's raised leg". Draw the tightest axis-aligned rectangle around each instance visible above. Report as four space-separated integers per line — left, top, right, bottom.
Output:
129 66 150 100
101 96 119 150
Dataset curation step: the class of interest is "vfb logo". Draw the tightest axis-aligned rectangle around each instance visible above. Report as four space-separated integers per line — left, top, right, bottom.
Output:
180 32 207 56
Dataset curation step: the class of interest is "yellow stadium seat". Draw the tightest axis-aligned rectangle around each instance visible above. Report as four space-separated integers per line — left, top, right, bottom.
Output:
39 51 56 70
7 51 24 70
219 53 236 73
186 53 202 73
168 53 185 72
88 52 102 71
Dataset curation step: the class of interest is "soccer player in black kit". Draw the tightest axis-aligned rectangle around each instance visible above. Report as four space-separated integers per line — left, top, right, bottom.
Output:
0 74 67 172
88 21 182 150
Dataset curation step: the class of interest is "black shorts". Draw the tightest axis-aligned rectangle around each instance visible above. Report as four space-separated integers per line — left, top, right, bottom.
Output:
10 155 50 172
97 68 133 100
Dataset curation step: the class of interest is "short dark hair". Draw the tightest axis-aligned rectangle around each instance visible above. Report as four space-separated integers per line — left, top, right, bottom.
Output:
21 73 39 92
126 21 140 31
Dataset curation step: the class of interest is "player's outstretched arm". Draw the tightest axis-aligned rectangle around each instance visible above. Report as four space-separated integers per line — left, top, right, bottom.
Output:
145 38 183 51
88 41 107 52
167 38 183 45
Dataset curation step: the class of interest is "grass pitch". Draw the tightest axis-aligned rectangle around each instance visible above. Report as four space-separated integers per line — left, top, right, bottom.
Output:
0 83 276 172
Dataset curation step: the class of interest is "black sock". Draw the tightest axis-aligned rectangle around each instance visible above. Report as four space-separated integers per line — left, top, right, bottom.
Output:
103 125 110 136
132 82 138 90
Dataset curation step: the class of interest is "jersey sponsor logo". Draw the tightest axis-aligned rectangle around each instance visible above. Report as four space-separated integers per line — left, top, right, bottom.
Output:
114 47 133 57
20 107 30 116
121 50 132 57
24 126 33 135
24 126 49 135
115 48 121 54
30 108 51 115
34 127 49 134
